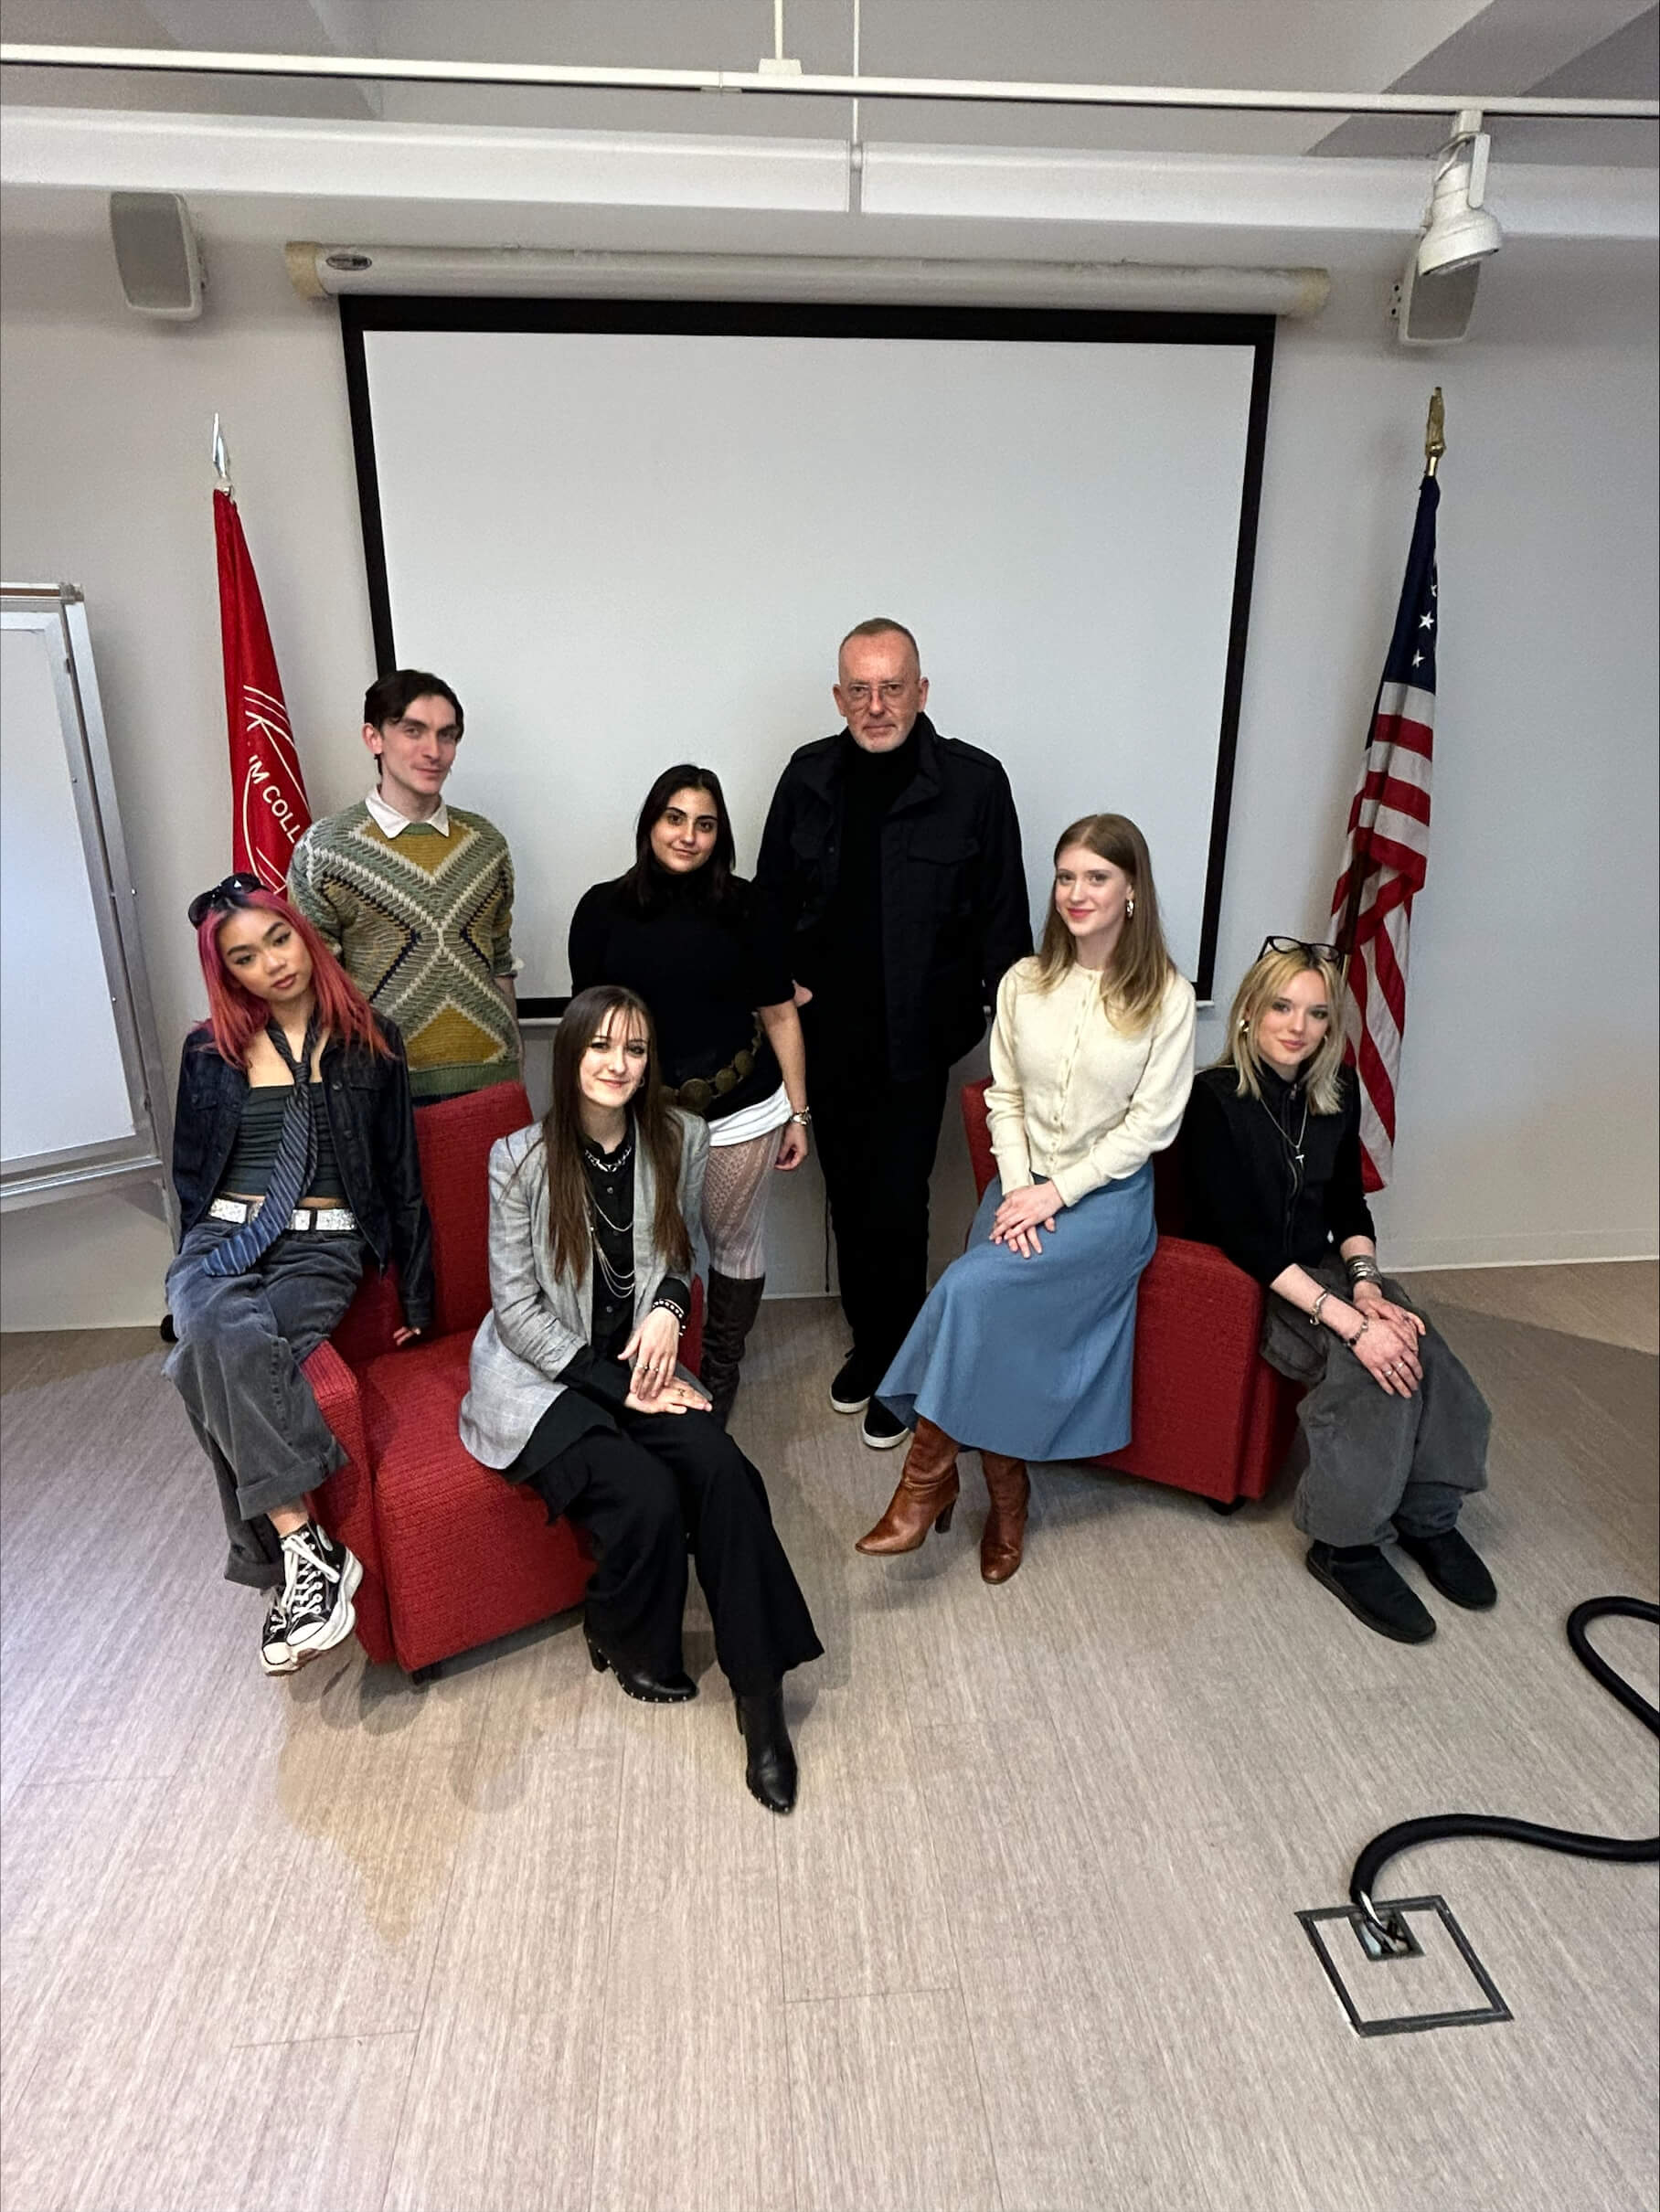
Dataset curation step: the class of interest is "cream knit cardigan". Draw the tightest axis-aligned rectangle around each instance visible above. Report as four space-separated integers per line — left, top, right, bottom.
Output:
985 955 1197 1208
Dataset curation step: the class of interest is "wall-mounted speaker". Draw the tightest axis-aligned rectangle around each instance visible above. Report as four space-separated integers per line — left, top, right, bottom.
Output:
108 192 205 320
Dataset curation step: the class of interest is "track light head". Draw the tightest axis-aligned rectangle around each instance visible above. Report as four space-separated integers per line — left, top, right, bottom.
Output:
1417 129 1503 279
1394 112 1503 346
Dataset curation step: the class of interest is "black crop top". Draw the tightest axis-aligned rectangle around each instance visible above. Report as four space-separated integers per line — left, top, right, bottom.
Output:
218 1081 345 1201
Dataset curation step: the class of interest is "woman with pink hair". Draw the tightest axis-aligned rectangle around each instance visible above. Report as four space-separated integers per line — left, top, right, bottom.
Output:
164 874 432 1675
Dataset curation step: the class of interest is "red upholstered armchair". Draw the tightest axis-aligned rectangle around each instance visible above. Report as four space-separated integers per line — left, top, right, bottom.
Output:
301 1081 701 1675
960 1080 1298 1509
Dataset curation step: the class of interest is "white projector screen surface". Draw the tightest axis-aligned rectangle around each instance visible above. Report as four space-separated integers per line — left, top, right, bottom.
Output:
353 312 1267 1002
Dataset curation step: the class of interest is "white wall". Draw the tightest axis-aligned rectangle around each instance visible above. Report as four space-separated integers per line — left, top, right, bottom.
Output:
1 230 1655 1327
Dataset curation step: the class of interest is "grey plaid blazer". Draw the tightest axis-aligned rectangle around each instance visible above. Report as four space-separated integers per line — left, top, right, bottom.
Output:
459 1111 708 1470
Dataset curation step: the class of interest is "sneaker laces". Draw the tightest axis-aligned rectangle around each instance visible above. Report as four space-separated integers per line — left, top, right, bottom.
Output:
282 1526 341 1617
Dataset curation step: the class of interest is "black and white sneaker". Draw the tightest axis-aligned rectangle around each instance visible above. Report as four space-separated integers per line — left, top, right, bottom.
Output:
861 1398 911 1451
280 1521 363 1654
829 1354 875 1415
259 1588 301 1676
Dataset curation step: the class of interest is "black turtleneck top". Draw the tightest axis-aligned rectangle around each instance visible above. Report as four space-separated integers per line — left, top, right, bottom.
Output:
568 864 793 1122
810 725 920 1053
1179 1060 1376 1287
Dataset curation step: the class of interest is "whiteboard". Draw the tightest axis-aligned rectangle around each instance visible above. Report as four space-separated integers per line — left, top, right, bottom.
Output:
345 303 1272 1004
0 590 169 1209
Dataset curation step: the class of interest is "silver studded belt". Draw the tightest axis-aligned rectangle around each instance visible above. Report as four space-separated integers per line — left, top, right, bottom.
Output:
208 1196 357 1234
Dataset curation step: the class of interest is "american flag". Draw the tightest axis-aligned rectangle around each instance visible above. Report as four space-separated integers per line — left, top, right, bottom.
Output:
1330 473 1438 1193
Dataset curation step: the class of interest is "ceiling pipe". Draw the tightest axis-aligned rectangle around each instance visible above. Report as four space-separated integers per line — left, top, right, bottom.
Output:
283 242 1332 316
2 41 1656 123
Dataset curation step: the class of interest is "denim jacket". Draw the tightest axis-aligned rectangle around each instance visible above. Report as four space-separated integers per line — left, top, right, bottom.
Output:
170 1016 434 1330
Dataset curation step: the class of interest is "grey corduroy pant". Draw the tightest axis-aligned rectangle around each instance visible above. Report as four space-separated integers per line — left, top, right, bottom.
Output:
1261 1261 1491 1550
165 1219 365 1589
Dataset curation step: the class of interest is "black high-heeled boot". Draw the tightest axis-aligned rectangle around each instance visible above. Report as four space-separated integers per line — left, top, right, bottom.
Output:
586 1627 697 1702
701 1271 766 1428
734 1684 798 1813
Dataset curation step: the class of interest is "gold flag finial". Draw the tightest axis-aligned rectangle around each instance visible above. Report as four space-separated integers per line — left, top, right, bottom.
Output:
1424 388 1446 478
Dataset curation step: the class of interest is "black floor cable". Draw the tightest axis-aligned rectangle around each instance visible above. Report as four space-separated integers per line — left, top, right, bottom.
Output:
1350 1596 1660 1949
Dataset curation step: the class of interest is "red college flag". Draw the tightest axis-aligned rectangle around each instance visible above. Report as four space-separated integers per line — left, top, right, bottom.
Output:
213 484 313 889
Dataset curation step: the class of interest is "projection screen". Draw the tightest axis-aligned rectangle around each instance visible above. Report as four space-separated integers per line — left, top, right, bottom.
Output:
342 300 1272 1009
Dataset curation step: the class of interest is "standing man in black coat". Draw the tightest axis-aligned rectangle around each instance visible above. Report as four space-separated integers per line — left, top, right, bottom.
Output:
757 618 1030 1447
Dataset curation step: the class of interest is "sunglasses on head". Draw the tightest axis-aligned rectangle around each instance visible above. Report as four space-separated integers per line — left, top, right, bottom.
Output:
1259 933 1341 964
187 872 265 928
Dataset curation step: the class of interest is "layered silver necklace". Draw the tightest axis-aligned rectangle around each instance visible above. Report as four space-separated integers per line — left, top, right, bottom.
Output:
582 1129 636 1298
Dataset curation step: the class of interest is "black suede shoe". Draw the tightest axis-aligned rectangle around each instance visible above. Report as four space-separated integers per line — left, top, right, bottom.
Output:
1396 1527 1497 1610
586 1630 697 1703
735 1686 798 1813
830 1354 874 1415
1306 1543 1435 1643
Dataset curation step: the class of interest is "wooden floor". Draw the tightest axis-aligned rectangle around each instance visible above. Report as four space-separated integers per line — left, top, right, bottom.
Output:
2 1263 1655 2212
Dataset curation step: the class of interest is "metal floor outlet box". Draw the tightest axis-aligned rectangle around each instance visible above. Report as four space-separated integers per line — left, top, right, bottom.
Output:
1296 1894 1513 2037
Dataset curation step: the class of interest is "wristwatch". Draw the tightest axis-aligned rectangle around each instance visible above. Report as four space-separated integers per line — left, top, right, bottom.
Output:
790 1108 812 1126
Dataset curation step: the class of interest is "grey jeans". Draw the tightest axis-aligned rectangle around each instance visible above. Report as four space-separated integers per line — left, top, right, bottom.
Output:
165 1219 366 1589
1261 1260 1491 1548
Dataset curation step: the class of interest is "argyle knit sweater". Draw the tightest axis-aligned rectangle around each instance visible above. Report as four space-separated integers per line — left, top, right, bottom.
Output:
288 803 520 1100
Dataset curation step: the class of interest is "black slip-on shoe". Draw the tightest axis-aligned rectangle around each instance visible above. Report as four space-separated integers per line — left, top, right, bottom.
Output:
1396 1526 1497 1610
829 1355 874 1415
1306 1542 1436 1643
860 1398 911 1451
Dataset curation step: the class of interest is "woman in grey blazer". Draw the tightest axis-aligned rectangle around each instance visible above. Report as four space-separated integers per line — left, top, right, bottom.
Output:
460 984 821 1813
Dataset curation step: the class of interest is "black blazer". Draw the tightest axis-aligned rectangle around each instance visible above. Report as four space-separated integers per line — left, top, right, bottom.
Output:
170 1017 434 1330
755 711 1030 1081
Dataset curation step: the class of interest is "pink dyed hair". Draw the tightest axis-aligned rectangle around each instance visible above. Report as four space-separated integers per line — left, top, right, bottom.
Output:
195 888 388 1066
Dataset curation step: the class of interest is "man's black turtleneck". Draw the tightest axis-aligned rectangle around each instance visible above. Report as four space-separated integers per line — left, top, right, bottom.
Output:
813 724 920 1052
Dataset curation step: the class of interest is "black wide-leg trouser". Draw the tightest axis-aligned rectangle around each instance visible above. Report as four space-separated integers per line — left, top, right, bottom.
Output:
809 1050 950 1380
534 1408 823 1696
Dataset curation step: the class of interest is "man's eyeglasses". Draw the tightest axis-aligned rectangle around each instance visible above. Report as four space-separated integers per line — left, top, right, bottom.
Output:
1259 934 1342 964
840 682 912 707
187 872 264 928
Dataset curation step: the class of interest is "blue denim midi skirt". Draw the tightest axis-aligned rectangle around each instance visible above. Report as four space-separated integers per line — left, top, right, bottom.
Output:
876 1161 1156 1462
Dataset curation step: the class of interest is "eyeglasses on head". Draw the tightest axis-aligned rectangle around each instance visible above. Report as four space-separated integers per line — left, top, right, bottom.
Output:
187 872 266 928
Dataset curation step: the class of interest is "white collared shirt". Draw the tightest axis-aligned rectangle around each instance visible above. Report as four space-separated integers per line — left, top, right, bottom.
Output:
366 786 450 838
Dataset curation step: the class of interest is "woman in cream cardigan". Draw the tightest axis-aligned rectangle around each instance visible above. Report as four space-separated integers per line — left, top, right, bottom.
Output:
857 814 1197 1582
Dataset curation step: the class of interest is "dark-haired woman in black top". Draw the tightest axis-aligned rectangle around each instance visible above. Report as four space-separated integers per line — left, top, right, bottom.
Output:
1180 940 1495 1646
569 765 810 1427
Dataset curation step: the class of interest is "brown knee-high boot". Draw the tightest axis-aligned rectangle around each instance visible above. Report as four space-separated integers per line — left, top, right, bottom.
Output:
854 1419 960 1555
979 1451 1030 1583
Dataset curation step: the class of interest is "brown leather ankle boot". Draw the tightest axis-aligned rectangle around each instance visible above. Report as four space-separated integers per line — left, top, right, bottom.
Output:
979 1451 1030 1582
854 1418 961 1555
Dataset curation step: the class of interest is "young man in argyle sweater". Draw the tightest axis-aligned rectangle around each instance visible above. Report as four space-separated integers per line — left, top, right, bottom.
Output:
288 671 522 1101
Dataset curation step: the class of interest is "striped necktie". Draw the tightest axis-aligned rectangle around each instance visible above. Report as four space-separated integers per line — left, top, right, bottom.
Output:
203 1016 322 1278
